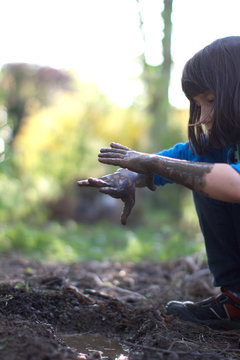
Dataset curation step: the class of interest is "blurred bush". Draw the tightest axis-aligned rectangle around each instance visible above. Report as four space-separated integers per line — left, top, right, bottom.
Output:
0 220 203 262
14 89 149 188
0 63 201 262
0 64 150 222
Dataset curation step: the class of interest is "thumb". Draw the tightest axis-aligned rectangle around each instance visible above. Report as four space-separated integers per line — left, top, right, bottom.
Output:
146 174 156 191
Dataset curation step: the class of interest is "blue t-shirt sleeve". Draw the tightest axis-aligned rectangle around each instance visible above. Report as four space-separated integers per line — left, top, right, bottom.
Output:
154 141 196 186
231 161 240 174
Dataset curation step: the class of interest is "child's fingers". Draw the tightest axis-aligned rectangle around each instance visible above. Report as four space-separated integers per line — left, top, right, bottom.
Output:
87 177 109 187
98 157 122 166
145 174 157 191
110 142 130 150
77 177 109 188
77 179 90 186
98 152 124 159
99 148 126 155
99 187 119 198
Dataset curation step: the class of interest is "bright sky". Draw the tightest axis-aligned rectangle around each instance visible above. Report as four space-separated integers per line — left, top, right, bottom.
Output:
1 0 240 108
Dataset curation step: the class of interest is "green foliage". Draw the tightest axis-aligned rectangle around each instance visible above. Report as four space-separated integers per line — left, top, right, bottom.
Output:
0 219 203 263
0 63 201 264
15 281 29 292
0 68 151 227
13 82 149 197
0 164 49 224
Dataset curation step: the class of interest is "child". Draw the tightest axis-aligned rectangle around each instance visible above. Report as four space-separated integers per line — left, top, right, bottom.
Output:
78 36 240 329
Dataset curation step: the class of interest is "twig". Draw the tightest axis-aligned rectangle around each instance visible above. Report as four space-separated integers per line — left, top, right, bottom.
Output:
123 340 230 358
91 274 146 301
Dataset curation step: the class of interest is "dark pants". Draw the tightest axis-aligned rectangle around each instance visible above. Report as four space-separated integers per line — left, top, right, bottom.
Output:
193 192 240 287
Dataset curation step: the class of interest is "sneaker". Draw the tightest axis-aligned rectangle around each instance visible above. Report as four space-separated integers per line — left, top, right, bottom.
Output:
166 287 240 330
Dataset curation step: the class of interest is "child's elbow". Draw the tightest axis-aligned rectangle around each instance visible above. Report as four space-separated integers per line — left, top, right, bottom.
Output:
232 188 240 202
229 176 240 202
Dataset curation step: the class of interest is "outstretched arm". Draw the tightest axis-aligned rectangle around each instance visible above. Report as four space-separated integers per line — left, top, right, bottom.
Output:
98 143 240 202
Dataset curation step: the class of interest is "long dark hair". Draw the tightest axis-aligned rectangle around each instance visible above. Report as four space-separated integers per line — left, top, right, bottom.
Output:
182 36 240 154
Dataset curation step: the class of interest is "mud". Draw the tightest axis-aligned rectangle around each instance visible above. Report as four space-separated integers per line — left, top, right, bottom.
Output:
0 253 240 359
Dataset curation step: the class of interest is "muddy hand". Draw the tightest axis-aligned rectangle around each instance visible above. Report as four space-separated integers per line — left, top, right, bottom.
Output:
77 170 136 225
98 142 153 174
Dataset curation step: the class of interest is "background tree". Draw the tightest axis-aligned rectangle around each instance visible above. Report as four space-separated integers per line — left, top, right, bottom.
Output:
136 0 186 216
138 0 176 150
0 63 74 144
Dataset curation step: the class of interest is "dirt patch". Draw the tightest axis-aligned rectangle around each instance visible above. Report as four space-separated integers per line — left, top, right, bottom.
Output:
0 253 240 359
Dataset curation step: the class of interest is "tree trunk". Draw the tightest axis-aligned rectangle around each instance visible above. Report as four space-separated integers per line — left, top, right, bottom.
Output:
138 1 185 217
140 0 173 151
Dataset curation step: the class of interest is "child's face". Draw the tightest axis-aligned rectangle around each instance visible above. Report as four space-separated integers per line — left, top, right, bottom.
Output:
193 91 215 133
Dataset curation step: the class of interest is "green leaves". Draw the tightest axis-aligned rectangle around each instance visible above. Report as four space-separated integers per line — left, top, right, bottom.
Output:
0 219 202 263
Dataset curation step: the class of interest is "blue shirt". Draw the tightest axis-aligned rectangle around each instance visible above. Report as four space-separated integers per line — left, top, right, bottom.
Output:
154 142 240 186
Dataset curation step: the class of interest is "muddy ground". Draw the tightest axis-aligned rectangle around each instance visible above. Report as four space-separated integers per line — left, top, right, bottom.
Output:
1 253 240 360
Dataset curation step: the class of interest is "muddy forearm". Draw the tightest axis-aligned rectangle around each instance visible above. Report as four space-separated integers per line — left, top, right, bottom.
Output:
98 143 213 194
150 155 213 195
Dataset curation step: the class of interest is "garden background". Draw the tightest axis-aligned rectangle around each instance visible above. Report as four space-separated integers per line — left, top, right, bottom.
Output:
0 0 238 263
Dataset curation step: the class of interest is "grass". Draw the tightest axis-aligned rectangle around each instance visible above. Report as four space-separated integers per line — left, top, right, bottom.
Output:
0 217 204 263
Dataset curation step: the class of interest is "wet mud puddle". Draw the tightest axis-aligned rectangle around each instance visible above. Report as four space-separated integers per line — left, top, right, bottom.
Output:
61 333 129 359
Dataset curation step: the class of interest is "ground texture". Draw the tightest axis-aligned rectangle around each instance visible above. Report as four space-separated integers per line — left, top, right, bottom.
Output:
1 253 240 360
